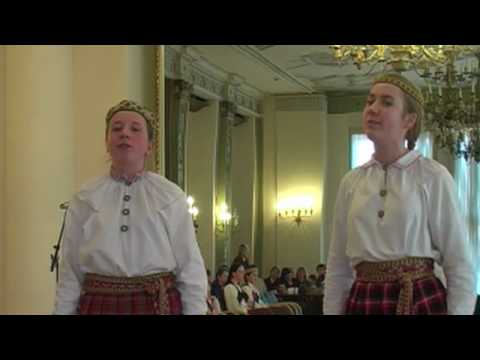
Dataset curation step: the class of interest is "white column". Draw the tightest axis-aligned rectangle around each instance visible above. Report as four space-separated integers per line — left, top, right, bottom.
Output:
4 46 74 314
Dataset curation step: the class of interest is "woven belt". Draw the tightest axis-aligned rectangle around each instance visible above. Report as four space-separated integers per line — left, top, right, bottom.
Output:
82 272 175 315
355 257 435 315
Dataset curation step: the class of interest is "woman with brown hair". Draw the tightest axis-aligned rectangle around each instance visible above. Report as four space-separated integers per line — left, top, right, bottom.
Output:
53 100 207 315
324 73 476 315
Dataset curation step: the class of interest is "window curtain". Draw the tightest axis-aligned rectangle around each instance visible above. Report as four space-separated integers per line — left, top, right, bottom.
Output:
454 150 480 294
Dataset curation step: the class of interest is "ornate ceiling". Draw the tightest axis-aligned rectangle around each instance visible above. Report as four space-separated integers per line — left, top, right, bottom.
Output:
186 45 480 96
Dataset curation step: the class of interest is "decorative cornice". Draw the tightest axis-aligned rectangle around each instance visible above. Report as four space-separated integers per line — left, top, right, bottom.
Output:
230 45 315 93
327 93 367 114
275 94 327 112
164 46 261 117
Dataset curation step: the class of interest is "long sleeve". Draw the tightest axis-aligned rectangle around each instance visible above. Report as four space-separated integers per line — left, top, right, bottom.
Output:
168 195 208 315
428 168 477 315
324 175 355 315
224 284 248 315
53 200 85 315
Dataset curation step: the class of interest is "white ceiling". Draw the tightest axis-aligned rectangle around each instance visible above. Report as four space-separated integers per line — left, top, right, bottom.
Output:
189 45 480 96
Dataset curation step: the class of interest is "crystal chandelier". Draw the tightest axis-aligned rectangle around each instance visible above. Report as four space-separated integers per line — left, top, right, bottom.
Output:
330 45 474 73
422 53 480 162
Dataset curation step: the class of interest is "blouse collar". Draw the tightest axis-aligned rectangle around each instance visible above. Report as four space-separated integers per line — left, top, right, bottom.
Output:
109 166 145 185
361 150 421 170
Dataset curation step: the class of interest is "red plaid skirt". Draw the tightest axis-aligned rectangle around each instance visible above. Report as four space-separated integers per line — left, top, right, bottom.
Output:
345 258 447 315
345 276 447 315
78 272 182 315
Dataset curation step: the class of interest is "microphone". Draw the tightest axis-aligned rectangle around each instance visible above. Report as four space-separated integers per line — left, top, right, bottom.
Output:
59 201 69 210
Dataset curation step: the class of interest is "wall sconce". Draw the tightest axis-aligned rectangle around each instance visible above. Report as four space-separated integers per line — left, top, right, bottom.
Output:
187 196 199 233
277 196 314 226
215 203 239 233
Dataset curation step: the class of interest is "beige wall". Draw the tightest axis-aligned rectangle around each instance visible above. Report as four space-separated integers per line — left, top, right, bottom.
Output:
126 45 156 111
72 45 156 189
0 45 5 312
4 46 74 314
231 117 256 263
275 110 327 274
0 45 156 314
261 95 328 276
186 101 219 272
324 112 363 257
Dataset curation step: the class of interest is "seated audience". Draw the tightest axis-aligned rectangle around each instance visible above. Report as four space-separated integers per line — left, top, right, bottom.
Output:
224 263 250 315
293 266 312 294
207 281 223 315
242 265 267 309
211 267 229 311
264 266 281 292
279 267 297 295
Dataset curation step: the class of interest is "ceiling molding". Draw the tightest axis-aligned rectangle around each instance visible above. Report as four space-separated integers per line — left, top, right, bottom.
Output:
275 94 327 112
230 45 315 93
164 46 261 117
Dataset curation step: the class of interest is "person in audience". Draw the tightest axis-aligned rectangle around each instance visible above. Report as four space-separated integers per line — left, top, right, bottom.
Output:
264 266 281 292
207 281 223 315
232 243 250 268
293 266 311 294
211 267 229 311
255 272 268 295
53 99 207 315
324 72 476 315
308 274 318 287
315 264 326 289
224 263 250 315
279 267 297 295
242 264 267 309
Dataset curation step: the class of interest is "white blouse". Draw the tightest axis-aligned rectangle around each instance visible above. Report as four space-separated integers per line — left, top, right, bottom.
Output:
324 150 477 315
224 283 249 315
53 172 208 315
242 283 267 308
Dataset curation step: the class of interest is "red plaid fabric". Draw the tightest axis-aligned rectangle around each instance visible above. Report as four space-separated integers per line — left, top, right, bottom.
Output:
78 272 182 315
345 276 447 315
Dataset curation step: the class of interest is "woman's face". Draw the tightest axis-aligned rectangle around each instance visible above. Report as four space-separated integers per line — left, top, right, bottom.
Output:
362 83 416 147
218 271 228 286
233 266 245 283
106 111 152 169
271 268 280 279
247 269 257 284
297 269 306 281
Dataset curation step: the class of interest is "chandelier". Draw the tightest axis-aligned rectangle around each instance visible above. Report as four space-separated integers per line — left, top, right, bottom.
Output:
422 53 480 162
330 45 474 73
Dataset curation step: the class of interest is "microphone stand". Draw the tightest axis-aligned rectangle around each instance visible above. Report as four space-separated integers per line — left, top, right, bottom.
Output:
50 201 69 283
